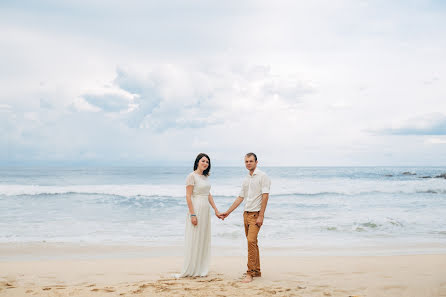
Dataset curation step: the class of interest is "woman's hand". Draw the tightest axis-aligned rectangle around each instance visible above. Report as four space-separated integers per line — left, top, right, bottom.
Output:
215 210 226 220
191 216 198 226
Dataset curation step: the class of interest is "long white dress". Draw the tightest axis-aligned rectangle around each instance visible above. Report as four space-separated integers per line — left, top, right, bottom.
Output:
178 172 211 277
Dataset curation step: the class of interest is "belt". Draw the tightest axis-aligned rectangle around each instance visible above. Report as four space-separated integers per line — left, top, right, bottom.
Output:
244 211 260 213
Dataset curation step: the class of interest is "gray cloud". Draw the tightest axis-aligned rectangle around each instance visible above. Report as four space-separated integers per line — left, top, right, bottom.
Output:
384 113 446 135
1 0 446 166
39 98 52 109
83 65 313 132
83 93 132 112
113 68 164 127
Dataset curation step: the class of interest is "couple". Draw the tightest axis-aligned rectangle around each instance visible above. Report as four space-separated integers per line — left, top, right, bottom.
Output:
176 152 271 283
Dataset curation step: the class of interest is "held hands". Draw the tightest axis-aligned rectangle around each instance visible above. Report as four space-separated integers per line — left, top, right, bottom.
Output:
215 210 226 220
214 210 228 220
217 211 229 220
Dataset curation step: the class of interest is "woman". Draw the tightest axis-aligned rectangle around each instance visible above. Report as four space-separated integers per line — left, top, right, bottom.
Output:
177 153 221 277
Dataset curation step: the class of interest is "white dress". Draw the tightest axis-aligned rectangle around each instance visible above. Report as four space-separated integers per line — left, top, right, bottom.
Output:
178 172 211 277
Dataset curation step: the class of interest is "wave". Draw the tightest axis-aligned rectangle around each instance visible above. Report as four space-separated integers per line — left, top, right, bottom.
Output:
276 189 446 197
0 184 187 198
323 218 405 233
0 182 446 198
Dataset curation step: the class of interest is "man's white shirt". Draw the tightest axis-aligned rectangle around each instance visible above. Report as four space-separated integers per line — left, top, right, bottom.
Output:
239 168 271 212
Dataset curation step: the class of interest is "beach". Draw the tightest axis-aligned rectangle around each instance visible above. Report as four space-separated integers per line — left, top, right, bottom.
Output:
1 166 446 296
3 0 446 293
1 243 446 297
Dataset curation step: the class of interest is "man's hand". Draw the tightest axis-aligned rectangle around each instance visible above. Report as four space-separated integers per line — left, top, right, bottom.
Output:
219 211 229 220
255 214 264 227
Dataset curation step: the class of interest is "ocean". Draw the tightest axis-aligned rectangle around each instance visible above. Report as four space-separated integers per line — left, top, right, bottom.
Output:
1 166 446 254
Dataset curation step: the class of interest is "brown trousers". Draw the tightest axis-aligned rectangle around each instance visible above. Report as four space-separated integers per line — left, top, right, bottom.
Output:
243 211 261 277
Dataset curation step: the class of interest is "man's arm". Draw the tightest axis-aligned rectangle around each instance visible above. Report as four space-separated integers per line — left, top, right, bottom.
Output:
256 174 271 227
221 196 244 218
256 193 269 227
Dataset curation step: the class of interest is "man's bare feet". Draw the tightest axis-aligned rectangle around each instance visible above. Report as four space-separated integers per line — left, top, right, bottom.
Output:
241 274 253 283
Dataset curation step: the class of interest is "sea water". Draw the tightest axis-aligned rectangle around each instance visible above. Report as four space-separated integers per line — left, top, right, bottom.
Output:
1 166 446 254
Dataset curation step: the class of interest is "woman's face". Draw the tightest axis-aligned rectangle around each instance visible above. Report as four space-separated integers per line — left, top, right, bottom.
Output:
198 157 209 171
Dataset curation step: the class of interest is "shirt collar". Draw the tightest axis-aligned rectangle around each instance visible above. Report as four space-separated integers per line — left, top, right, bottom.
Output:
249 168 260 176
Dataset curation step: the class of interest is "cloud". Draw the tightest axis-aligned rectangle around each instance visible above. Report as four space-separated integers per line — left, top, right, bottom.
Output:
70 98 101 112
0 104 12 113
82 87 137 112
39 98 52 109
262 79 313 103
82 64 313 132
1 1 446 165
425 137 446 144
384 113 446 135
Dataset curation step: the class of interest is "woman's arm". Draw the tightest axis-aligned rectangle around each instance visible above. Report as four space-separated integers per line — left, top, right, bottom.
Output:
208 193 221 217
186 185 197 226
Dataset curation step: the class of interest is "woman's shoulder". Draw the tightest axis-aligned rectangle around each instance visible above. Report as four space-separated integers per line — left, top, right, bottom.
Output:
186 171 196 178
187 171 209 180
185 172 196 186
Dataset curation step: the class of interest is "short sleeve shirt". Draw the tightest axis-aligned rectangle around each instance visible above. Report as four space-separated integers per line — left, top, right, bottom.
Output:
239 168 271 212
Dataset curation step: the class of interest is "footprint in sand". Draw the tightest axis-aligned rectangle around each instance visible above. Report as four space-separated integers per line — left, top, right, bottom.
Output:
3 282 16 289
197 278 223 283
156 281 176 285
91 287 116 293
132 288 144 294
381 285 406 290
131 283 151 294
103 287 116 292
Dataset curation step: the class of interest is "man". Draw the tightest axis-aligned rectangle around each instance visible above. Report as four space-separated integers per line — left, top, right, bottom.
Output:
221 152 271 283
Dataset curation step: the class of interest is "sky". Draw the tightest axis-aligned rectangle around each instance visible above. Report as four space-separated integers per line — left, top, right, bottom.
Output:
1 0 446 166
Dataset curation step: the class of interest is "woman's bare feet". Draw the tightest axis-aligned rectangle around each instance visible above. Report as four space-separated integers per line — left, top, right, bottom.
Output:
241 274 253 283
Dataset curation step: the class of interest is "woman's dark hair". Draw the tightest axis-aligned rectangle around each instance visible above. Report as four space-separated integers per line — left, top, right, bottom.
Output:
194 153 211 176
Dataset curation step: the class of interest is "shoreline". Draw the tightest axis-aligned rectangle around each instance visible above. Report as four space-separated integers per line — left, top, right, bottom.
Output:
2 242 446 263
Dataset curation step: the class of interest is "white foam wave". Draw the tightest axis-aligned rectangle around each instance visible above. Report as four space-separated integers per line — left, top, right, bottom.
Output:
0 184 187 198
0 178 445 198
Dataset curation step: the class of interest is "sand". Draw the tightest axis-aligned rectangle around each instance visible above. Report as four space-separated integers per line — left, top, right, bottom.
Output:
1 244 446 297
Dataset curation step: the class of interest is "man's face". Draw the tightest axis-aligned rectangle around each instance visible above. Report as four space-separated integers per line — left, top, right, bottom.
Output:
244 155 257 171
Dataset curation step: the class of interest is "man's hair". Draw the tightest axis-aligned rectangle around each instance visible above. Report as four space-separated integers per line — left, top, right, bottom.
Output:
245 152 257 161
